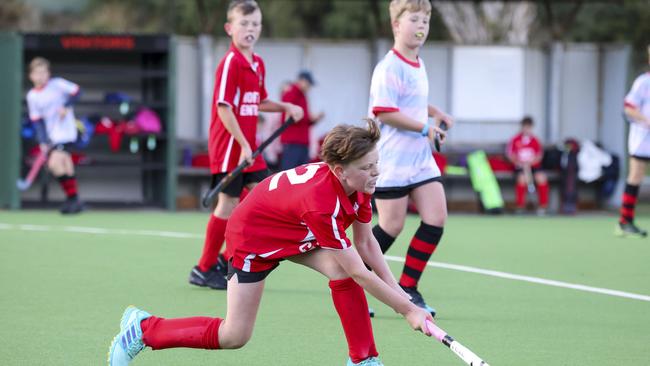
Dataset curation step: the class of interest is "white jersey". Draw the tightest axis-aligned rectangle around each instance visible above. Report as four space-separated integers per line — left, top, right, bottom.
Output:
368 49 440 189
27 77 79 144
624 72 650 158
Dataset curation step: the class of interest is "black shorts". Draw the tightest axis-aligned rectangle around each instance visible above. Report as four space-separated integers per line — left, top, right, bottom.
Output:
226 259 279 283
211 169 270 198
631 155 650 162
51 142 75 153
373 176 442 199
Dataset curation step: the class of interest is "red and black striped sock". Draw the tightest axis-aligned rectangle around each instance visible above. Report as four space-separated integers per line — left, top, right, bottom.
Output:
619 183 640 224
399 222 443 288
372 224 396 254
57 175 78 199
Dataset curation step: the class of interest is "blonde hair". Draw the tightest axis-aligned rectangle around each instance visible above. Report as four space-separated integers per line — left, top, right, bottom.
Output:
321 119 381 166
389 0 432 23
227 0 260 22
29 57 50 73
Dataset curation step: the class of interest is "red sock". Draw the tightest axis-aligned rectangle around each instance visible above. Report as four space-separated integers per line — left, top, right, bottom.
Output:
515 182 526 208
399 223 442 288
141 316 222 350
198 215 227 272
329 278 378 363
620 184 640 224
58 175 78 198
537 182 549 208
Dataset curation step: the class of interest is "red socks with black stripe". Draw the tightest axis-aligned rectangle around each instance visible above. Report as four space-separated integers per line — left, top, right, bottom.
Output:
329 277 378 363
141 316 222 350
399 222 443 288
57 175 78 199
197 215 228 272
620 183 640 224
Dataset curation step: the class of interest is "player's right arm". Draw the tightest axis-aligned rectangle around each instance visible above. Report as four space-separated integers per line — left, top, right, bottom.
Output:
624 75 650 127
26 92 49 146
370 63 444 143
217 105 252 163
624 106 650 126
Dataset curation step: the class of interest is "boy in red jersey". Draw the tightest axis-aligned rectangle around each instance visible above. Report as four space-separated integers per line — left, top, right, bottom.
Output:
189 0 303 290
108 121 434 366
506 116 549 214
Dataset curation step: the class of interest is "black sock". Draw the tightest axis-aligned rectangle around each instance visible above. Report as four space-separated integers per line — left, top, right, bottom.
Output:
372 225 396 254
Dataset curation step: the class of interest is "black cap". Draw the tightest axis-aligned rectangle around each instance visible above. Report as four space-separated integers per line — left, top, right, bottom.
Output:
297 70 316 85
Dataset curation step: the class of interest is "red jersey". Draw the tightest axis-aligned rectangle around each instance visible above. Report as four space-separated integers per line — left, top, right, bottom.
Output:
209 43 269 174
226 163 373 272
507 132 542 168
280 83 311 145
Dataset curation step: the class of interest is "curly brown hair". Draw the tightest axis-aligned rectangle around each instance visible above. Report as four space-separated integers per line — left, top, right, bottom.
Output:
321 119 381 166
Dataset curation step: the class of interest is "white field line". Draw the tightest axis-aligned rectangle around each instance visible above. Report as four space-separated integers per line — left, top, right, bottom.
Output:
384 255 650 302
1 222 649 302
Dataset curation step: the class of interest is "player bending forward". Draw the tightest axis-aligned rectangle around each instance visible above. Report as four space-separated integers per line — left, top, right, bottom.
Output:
108 120 434 366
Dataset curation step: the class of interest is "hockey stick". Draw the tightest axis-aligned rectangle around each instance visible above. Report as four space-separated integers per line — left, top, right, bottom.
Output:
523 164 536 194
17 146 50 191
434 121 448 152
201 117 295 208
425 320 490 366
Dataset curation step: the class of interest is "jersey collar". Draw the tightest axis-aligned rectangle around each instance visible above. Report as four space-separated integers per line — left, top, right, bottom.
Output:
391 48 420 68
229 42 260 73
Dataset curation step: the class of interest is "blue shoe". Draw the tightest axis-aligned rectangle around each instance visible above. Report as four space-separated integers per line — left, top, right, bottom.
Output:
108 306 152 366
347 357 384 366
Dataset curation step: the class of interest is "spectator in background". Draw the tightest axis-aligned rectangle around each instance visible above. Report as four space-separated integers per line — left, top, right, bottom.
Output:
617 44 650 238
279 70 325 170
26 57 84 214
506 116 549 214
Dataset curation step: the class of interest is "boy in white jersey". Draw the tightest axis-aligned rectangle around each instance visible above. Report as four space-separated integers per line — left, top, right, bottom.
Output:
617 45 650 238
368 0 453 316
26 57 84 214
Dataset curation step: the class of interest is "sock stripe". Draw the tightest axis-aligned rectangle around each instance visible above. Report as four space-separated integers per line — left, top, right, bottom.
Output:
414 223 443 243
402 264 421 282
406 246 433 262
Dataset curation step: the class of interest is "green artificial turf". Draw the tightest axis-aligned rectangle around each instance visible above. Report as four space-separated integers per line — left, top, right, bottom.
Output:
0 210 648 365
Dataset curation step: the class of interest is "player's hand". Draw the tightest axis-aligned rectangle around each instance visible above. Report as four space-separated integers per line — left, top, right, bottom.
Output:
436 112 454 130
286 103 304 122
428 125 447 145
405 305 435 336
239 143 254 165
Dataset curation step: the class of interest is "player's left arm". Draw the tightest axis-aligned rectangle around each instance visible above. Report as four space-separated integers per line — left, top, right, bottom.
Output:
352 220 407 298
259 99 304 122
427 105 454 129
55 78 82 117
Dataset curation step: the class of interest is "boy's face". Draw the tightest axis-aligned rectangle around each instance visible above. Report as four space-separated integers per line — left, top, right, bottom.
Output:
29 65 50 88
225 8 262 51
337 148 380 195
521 124 533 135
393 10 430 49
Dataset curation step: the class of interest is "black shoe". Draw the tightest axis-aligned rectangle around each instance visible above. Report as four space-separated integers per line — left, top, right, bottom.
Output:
616 222 648 238
368 307 375 318
60 197 85 215
188 265 227 289
400 285 436 318
216 254 228 277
